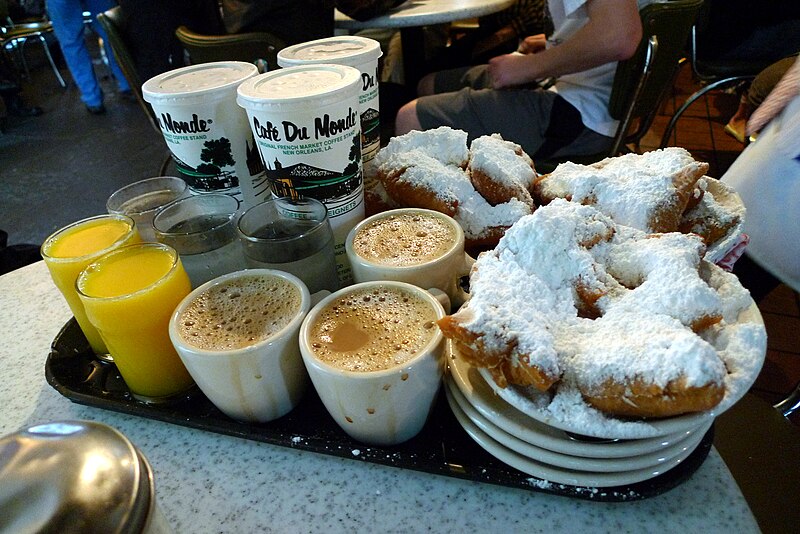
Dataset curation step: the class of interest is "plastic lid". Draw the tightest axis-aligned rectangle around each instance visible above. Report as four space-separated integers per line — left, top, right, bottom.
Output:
237 64 361 112
0 420 155 534
143 61 258 106
277 36 382 68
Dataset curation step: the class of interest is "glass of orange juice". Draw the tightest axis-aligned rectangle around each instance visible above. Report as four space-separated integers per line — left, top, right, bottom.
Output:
76 242 196 402
41 214 141 358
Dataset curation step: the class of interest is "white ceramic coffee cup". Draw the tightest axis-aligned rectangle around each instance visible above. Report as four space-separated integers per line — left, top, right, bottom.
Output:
345 208 472 309
169 269 317 423
299 281 448 446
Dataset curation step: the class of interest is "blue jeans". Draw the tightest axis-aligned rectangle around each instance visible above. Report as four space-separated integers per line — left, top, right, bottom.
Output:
46 0 130 107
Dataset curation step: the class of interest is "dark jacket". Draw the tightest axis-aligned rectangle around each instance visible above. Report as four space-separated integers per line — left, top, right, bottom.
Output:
336 0 406 21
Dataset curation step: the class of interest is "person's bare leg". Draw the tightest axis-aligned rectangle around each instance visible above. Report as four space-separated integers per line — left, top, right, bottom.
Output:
416 73 436 96
725 94 751 143
395 99 422 135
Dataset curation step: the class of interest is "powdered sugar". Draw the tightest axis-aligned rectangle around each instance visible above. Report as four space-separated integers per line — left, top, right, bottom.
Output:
565 313 725 390
687 178 747 263
537 148 706 233
596 231 724 327
376 126 469 168
454 196 531 239
484 311 766 439
383 151 473 208
455 200 765 437
537 161 673 231
468 134 536 190
375 128 534 240
592 146 697 174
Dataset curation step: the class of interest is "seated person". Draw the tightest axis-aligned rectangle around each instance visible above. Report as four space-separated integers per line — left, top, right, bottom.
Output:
220 0 335 44
725 54 799 143
118 0 224 82
725 55 800 296
394 0 648 161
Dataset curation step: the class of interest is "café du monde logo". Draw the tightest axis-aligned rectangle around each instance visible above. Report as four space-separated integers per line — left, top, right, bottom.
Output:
253 107 361 202
157 112 239 191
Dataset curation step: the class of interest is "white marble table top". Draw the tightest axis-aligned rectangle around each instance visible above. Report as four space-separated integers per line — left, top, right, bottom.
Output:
335 0 517 30
0 261 759 533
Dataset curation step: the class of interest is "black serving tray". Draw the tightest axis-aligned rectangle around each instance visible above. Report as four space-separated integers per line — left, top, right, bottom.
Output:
45 318 713 502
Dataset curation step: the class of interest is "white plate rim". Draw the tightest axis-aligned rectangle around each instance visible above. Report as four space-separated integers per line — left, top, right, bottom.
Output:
444 385 708 488
446 376 709 473
447 347 701 457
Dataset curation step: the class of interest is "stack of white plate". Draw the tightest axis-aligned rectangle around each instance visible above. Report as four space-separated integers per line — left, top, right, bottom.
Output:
445 353 712 487
446 307 766 488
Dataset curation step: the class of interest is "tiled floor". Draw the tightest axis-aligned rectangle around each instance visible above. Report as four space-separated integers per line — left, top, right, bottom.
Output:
2 40 798 429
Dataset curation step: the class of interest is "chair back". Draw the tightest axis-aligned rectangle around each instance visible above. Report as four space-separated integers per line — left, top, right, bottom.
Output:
607 0 704 154
657 0 779 148
690 1 776 81
536 0 703 172
0 0 66 88
97 7 160 134
174 25 287 73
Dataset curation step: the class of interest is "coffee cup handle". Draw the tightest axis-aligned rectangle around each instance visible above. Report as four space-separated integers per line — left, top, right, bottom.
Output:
310 290 331 307
450 253 476 310
426 288 452 315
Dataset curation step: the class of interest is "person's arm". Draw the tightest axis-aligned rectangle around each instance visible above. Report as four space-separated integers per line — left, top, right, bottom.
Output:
488 0 641 89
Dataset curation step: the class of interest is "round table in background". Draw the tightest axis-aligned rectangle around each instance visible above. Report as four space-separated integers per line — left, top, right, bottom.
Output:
335 0 517 85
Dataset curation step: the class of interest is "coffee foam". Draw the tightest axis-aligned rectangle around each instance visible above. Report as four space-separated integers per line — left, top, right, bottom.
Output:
179 275 301 351
309 285 438 372
353 213 456 267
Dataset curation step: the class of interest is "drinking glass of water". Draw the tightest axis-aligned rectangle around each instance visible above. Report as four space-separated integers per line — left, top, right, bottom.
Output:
152 193 246 288
237 196 339 294
106 176 189 242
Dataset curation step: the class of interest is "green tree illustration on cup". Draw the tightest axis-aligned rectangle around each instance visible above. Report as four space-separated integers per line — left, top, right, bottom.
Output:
194 137 239 190
197 138 235 176
343 133 362 179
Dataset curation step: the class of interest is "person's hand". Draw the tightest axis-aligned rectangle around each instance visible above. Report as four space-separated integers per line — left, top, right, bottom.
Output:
487 53 537 89
517 34 547 54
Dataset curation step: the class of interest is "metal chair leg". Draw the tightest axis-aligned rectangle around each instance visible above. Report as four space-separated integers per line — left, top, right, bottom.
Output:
13 38 31 78
659 75 754 148
37 34 66 88
7 34 67 89
775 383 800 418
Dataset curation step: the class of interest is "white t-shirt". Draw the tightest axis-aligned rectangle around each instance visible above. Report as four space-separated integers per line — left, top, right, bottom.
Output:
548 0 653 137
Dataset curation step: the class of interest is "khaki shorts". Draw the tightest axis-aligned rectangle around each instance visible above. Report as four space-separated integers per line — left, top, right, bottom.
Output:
417 65 613 159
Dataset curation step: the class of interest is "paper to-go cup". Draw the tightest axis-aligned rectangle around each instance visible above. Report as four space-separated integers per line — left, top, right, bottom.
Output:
142 61 269 209
237 64 364 286
277 37 383 176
